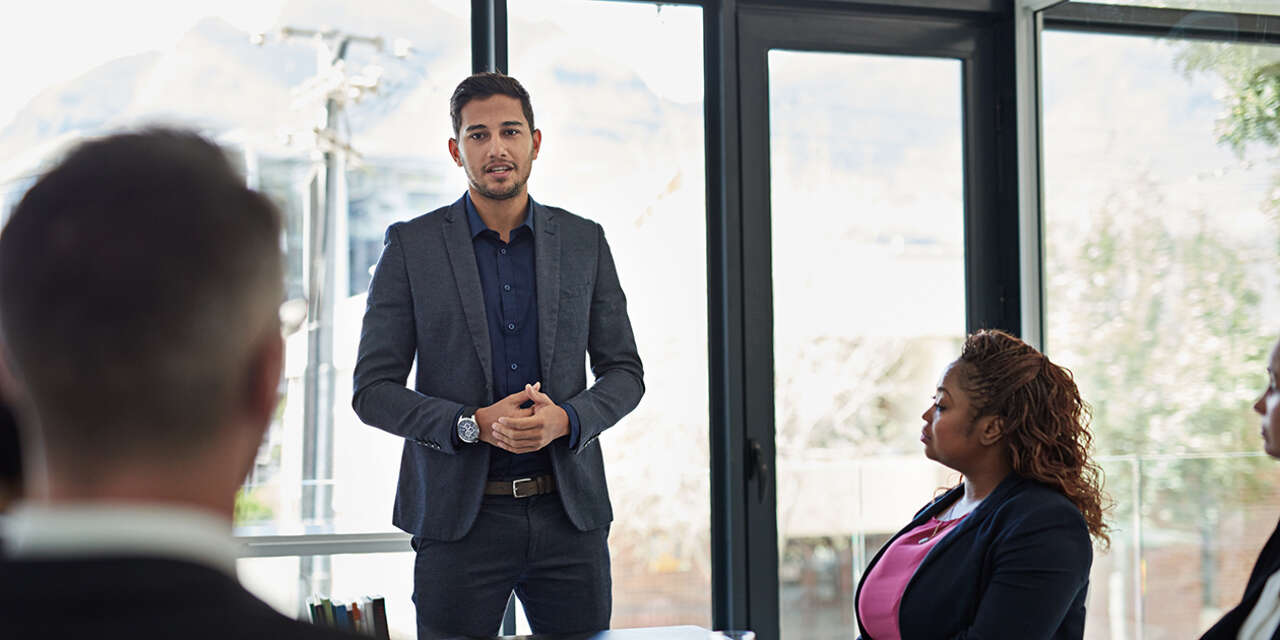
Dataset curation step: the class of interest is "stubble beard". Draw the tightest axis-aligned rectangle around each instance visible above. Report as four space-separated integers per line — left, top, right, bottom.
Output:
469 166 526 201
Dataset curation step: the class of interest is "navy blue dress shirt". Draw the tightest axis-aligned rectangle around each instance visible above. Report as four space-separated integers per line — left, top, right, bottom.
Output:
463 193 580 481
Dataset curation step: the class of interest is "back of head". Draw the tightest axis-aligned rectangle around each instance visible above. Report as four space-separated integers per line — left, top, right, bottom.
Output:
958 329 1110 545
0 129 283 478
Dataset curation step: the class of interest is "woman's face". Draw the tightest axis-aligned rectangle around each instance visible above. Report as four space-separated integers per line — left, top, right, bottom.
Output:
1254 340 1280 459
921 361 991 471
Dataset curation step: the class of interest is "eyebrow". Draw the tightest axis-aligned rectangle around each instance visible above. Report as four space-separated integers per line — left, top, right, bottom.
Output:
464 121 526 133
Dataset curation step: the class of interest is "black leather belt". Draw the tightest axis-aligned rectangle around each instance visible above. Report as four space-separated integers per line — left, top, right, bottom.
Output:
484 475 556 498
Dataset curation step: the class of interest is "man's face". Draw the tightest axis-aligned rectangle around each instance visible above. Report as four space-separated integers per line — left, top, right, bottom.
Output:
448 94 540 202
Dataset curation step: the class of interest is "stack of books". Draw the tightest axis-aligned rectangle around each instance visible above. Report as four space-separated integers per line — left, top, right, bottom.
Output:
307 595 390 639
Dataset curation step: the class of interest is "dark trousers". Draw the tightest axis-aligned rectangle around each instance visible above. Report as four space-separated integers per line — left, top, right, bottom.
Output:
411 493 611 640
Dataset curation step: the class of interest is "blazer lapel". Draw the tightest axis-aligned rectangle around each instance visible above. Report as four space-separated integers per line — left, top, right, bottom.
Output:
915 474 1022 569
533 201 560 379
441 198 494 392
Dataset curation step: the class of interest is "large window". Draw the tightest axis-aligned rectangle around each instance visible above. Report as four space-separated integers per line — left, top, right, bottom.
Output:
767 50 967 640
0 1 469 630
507 0 710 630
1041 20 1280 638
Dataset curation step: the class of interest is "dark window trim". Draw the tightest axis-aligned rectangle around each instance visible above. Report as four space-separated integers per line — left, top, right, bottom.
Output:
1044 1 1280 44
471 0 508 73
704 0 752 632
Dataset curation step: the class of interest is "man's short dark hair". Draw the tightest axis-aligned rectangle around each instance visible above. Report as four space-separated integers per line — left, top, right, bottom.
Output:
0 129 283 469
450 72 535 137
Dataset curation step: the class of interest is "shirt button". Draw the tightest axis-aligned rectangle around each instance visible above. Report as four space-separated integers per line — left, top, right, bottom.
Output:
503 284 512 291
499 248 508 255
507 323 516 331
510 363 518 371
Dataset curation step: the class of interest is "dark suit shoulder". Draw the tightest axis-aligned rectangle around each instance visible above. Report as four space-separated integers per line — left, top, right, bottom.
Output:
395 201 457 235
0 557 366 640
979 480 1092 566
990 478 1088 523
538 203 602 232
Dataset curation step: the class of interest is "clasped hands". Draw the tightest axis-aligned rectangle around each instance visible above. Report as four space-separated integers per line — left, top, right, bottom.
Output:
474 382 570 454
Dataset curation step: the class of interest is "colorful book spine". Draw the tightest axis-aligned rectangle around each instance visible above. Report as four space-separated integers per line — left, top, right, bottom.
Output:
306 593 387 637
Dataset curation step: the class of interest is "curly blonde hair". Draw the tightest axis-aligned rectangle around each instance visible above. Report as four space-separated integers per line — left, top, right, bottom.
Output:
958 329 1111 547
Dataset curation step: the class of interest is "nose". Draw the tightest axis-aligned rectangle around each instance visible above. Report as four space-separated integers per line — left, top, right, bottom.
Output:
484 137 508 158
921 405 932 422
1256 391 1268 416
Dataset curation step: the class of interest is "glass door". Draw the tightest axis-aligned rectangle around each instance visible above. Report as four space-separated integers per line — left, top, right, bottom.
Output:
768 49 966 640
735 8 1015 638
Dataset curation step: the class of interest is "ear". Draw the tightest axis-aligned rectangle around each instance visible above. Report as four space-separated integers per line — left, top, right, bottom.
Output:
976 416 1004 446
447 137 462 166
531 128 542 160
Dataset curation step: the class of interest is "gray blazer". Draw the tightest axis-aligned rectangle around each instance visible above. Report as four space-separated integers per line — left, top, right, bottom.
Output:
352 196 644 541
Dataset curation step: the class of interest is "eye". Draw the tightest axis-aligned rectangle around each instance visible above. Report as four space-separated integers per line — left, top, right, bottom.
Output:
469 132 486 141
503 128 520 136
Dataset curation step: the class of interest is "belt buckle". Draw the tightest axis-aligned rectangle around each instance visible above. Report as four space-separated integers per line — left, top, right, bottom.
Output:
512 477 535 498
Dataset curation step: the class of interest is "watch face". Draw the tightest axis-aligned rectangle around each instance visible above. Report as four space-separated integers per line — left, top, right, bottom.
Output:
458 417 480 444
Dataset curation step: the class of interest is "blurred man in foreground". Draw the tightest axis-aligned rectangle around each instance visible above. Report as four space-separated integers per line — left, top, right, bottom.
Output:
0 129 361 639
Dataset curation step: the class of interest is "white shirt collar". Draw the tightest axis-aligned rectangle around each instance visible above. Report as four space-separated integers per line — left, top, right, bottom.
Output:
3 502 240 577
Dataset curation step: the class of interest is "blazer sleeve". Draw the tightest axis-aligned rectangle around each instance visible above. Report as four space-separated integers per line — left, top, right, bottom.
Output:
564 223 645 452
952 502 1093 640
1199 518 1280 639
351 223 466 455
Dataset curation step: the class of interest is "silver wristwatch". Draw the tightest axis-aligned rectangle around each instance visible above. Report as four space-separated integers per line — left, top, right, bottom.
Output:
457 410 480 444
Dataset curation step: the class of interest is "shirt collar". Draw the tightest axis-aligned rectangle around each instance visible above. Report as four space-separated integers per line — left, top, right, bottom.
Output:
463 191 535 239
3 502 240 577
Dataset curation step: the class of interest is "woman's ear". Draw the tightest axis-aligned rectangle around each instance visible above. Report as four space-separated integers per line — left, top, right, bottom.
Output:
977 416 1004 446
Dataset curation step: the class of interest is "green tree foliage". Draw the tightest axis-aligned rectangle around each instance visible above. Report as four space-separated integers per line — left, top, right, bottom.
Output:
1048 170 1271 534
234 486 275 524
1177 42 1280 224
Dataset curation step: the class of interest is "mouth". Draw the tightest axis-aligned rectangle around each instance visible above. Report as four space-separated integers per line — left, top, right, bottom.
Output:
485 163 515 177
920 427 930 443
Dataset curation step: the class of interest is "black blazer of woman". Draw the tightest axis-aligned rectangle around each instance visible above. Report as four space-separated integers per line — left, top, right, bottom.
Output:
1199 518 1280 639
854 473 1094 640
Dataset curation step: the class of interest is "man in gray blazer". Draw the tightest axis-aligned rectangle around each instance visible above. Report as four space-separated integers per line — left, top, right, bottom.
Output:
352 72 644 639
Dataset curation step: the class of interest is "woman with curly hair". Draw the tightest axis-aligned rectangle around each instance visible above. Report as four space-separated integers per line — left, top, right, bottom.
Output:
855 329 1109 640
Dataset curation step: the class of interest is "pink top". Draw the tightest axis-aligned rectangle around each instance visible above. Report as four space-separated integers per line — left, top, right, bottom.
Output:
858 514 968 640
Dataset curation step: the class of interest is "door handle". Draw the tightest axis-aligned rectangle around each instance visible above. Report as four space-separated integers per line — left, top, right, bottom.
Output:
747 438 770 503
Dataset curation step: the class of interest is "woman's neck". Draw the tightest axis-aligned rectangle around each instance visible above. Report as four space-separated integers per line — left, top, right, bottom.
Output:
961 462 1011 504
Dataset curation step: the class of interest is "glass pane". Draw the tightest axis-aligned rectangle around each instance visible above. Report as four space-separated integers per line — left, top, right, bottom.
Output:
507 0 709 630
239 551 416 639
768 50 966 640
1042 29 1280 638
0 0 470 538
